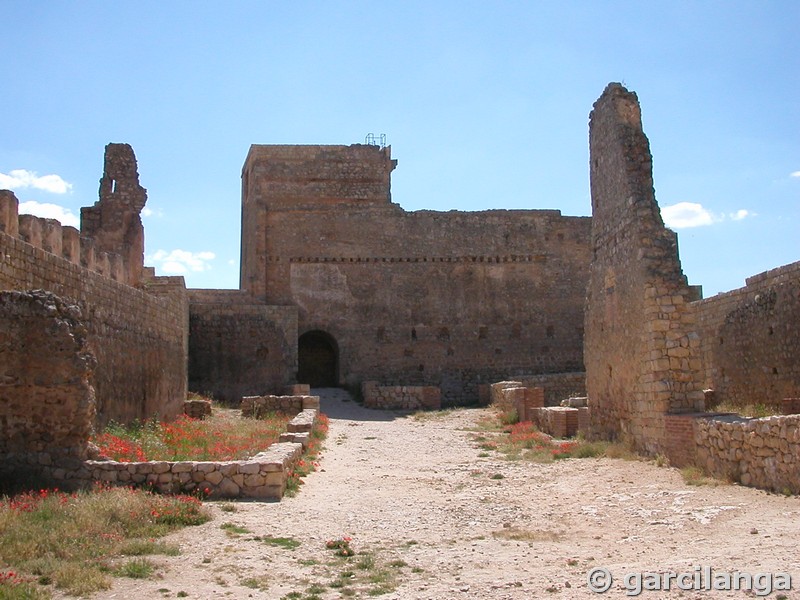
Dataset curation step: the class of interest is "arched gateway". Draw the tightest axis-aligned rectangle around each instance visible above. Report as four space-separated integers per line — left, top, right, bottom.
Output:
297 330 339 388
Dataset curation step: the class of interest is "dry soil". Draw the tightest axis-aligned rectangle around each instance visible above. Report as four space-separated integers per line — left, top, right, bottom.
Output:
82 389 800 599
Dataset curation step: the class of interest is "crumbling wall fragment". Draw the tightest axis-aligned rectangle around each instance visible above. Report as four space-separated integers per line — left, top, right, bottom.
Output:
0 290 96 461
585 83 704 454
80 143 147 286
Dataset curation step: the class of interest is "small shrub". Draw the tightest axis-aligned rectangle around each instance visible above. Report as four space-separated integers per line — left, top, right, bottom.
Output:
499 408 519 426
116 558 155 579
120 539 180 556
681 466 723 487
356 553 375 570
326 537 355 557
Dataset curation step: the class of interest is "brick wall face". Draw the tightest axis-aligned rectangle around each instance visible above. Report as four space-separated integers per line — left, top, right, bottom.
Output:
694 261 800 410
0 228 187 425
188 290 297 403
241 144 591 405
585 84 704 454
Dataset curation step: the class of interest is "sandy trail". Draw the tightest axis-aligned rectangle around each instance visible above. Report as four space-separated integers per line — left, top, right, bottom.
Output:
85 389 800 599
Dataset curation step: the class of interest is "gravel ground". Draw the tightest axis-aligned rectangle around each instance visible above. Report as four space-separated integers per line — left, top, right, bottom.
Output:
84 389 800 600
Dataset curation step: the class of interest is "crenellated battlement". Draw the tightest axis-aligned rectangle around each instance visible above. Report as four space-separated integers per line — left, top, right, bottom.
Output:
0 191 130 284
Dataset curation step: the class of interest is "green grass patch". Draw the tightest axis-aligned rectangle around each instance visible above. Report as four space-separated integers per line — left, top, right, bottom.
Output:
0 486 209 597
220 522 250 536
263 536 301 550
241 575 269 590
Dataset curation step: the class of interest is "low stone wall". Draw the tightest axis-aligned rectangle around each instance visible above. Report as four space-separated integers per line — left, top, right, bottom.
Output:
529 407 582 439
492 384 587 438
2 405 320 500
490 381 524 411
9 441 303 499
490 374 586 410
696 414 800 493
498 386 545 422
665 412 800 494
516 372 587 406
362 382 441 410
241 394 320 417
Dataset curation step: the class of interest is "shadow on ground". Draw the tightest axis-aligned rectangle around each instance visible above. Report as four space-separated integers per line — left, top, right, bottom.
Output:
312 387 406 423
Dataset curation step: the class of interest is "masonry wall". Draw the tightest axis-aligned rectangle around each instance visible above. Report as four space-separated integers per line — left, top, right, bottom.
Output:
0 200 188 426
241 144 591 405
361 382 442 410
585 83 704 454
188 290 297 403
694 261 800 410
665 413 800 494
0 290 95 460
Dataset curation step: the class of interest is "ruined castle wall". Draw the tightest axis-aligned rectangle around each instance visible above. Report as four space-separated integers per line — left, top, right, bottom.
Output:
264 210 589 404
80 143 147 287
0 199 187 425
241 144 591 405
694 261 800 410
188 290 297 403
585 84 703 454
0 290 96 460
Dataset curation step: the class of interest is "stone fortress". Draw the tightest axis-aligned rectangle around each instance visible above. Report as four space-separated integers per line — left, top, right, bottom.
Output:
1 83 798 493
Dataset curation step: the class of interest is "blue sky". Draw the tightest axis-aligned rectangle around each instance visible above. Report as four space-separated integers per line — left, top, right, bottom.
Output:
1 1 797 296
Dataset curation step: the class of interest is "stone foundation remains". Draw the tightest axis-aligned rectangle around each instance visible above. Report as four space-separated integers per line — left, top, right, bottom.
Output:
183 398 212 419
241 394 320 417
2 398 321 500
361 382 442 410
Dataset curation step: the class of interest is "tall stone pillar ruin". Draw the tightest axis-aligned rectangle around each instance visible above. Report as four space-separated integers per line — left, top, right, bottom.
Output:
80 143 147 287
585 83 704 454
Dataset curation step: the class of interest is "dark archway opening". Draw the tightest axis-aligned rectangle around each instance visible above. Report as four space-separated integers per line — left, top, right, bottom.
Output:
297 330 339 388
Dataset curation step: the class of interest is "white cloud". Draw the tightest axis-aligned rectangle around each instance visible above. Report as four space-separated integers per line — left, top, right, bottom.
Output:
141 207 164 218
791 171 800 178
0 169 72 194
147 249 216 274
18 200 80 228
661 202 718 229
729 209 755 221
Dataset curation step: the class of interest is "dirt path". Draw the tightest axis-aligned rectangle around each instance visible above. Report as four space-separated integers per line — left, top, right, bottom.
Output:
90 389 799 599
